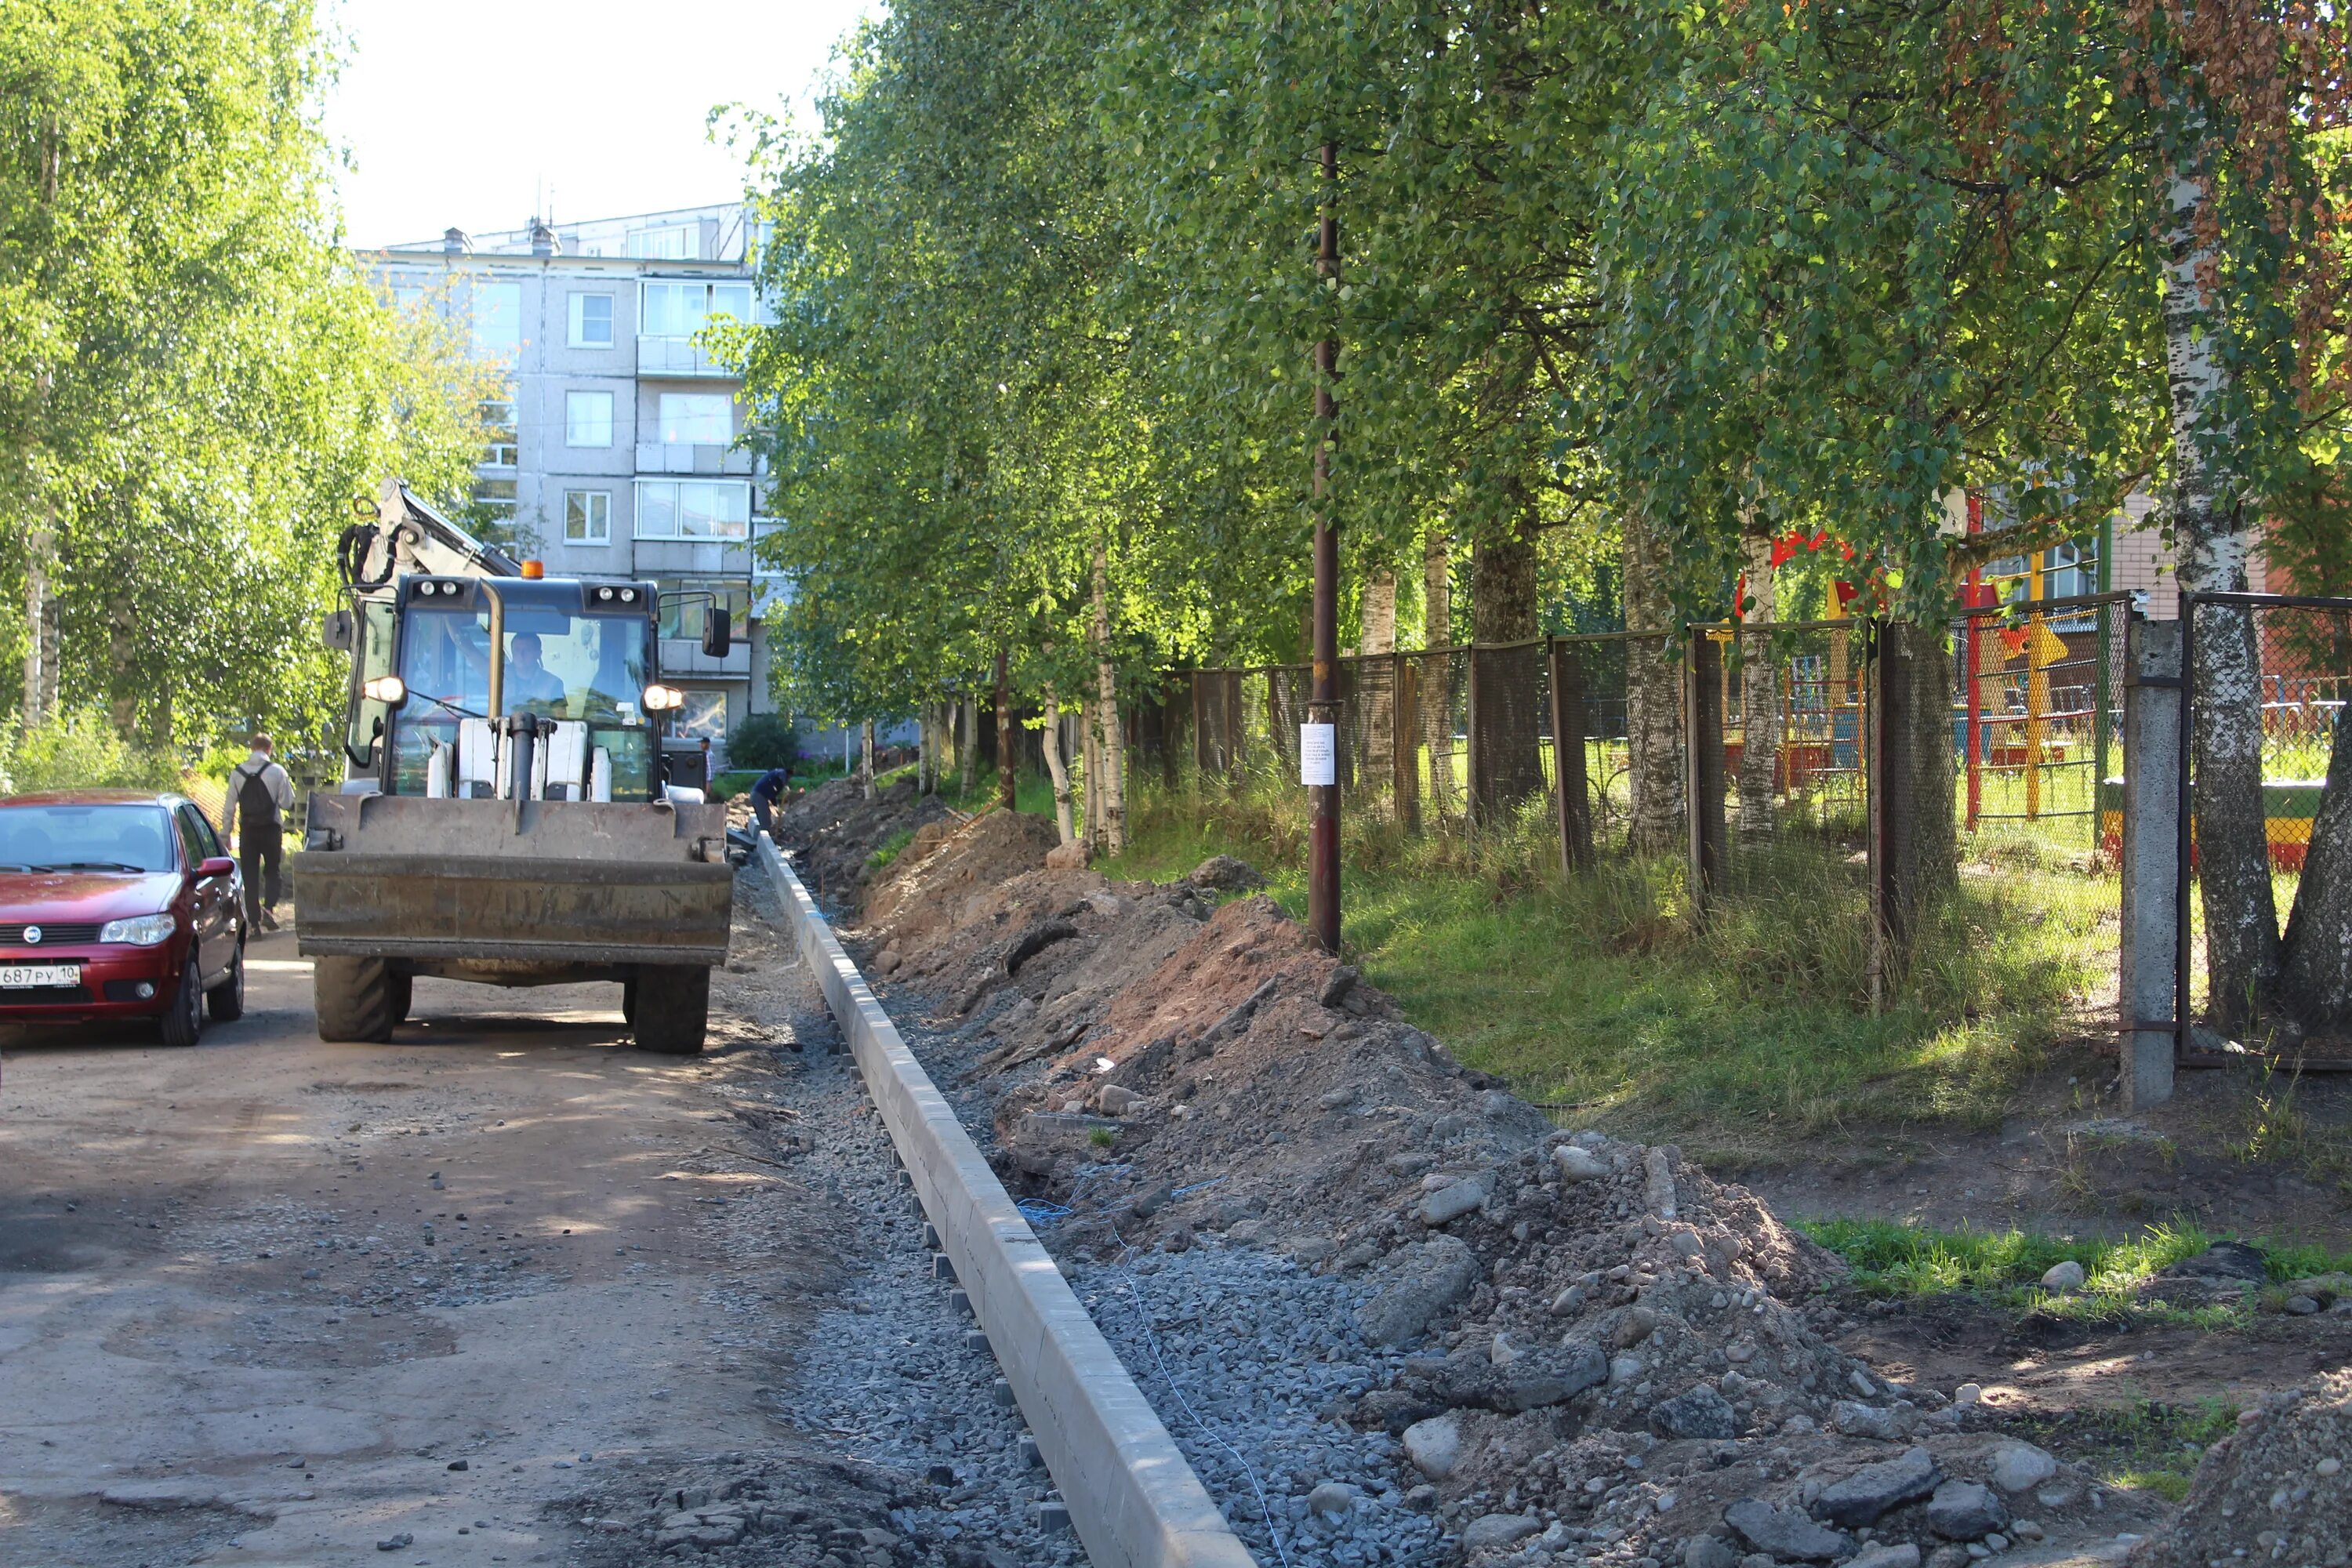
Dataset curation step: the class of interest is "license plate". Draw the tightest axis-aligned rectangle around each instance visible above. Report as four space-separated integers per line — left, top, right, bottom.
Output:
0 965 80 989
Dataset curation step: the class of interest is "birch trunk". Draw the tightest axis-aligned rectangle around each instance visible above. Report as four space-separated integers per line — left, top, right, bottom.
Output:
1362 568 1397 809
2162 161 2280 1034
1090 543 1125 856
1624 506 1685 856
1737 524 1780 844
860 719 876 801
994 650 1016 811
1040 688 1076 846
1424 527 1457 811
960 697 977 796
23 520 53 727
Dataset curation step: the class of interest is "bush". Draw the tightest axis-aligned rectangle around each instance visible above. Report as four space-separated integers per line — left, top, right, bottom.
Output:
0 710 183 797
726 712 799 771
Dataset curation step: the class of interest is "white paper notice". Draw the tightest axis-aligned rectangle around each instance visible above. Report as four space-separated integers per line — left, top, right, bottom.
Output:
1300 723 1337 787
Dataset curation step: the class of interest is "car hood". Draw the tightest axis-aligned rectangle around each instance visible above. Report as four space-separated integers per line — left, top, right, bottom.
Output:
0 871 182 924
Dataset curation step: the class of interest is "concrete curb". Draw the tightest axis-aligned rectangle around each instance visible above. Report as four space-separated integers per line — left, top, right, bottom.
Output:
755 833 1258 1568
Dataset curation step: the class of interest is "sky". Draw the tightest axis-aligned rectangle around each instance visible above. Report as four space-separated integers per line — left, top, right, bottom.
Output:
321 0 877 248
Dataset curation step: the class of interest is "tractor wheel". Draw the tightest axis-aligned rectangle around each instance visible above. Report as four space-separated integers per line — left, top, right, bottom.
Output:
314 956 398 1043
632 966 709 1055
387 969 413 1025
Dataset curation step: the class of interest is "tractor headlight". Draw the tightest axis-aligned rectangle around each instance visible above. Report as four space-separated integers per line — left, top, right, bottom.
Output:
100 912 178 946
363 674 407 704
643 684 684 712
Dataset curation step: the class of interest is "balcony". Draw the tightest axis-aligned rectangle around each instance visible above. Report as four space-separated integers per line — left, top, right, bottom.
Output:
635 335 737 379
659 634 751 677
635 442 757 477
632 538 751 575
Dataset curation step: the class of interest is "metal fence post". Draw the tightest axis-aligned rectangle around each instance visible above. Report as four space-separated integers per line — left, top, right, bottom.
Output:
1466 644 1486 830
1683 627 1726 916
1550 639 1593 875
1393 652 1421 833
2118 614 2183 1108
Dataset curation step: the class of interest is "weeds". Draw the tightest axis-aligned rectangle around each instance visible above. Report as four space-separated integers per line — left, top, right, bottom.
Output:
2014 1397 2240 1502
1104 771 2096 1150
866 828 916 870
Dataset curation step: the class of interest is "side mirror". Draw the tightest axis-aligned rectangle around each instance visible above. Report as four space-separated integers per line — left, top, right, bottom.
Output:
702 605 732 659
322 608 354 652
197 856 237 880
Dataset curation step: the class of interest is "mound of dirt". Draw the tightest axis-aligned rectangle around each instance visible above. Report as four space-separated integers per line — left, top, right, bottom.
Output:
2132 1368 2352 1567
842 826 2171 1564
769 777 951 901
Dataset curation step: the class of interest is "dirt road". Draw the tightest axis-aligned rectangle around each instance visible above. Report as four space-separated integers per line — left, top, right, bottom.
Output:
0 903 1065 1568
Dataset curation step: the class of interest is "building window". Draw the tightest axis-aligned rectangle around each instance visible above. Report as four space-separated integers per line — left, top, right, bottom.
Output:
393 285 426 314
656 394 731 445
474 477 517 521
565 390 613 448
657 579 750 638
564 490 612 544
480 394 518 467
640 281 753 338
626 223 699 260
471 280 523 354
568 292 615 347
673 690 730 739
634 479 750 541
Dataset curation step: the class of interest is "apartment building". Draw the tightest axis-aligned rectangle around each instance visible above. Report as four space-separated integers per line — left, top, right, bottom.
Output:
364 204 782 753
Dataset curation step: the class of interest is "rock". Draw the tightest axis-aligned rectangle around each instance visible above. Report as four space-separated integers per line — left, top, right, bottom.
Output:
1490 1330 1520 1367
1654 1385 1740 1441
1987 1441 2057 1495
1952 1382 1982 1406
1810 1447 1940 1528
1318 966 1360 1007
1419 1178 1486 1227
1643 1146 1680 1218
1925 1548 1971 1568
376 1534 414 1552
1358 1236 1479 1345
2286 1294 2323 1315
2171 1240 2269 1283
1306 1481 1357 1518
1553 1145 1609 1181
1682 1537 1742 1568
1830 1399 1907 1440
1186 854 1265 891
1096 1084 1140 1116
1613 1306 1660 1347
2041 1260 2086 1293
1925 1479 2009 1541
1722 1497 1851 1562
1044 840 1090 870
1847 1546 1923 1568
1403 1414 1463 1479
1461 1513 1544 1554
1549 1284 1587 1316
1610 1352 1645 1388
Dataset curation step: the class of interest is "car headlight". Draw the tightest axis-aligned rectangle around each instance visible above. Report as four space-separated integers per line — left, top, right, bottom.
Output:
100 912 178 946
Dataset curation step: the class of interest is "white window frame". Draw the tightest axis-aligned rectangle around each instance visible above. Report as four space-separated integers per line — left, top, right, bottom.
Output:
655 393 732 445
564 489 612 545
568 291 615 348
637 280 756 339
626 223 698 260
564 390 614 448
631 479 752 542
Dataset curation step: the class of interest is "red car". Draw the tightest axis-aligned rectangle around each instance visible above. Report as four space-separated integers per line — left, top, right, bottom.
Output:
0 790 247 1046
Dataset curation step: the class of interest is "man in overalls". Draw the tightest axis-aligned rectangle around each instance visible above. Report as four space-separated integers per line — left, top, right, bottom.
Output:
229 735 294 931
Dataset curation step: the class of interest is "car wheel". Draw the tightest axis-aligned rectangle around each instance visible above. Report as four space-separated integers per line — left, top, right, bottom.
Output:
158 957 203 1047
314 956 397 1043
205 940 246 1023
631 967 708 1055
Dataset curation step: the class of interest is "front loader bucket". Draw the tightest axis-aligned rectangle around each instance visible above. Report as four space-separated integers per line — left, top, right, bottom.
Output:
294 794 733 967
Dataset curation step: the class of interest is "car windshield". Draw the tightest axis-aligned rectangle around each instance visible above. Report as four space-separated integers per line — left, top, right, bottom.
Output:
0 804 179 873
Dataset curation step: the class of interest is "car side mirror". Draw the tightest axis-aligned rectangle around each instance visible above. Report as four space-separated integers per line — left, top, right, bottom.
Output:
322 608 354 651
198 856 237 879
702 605 731 659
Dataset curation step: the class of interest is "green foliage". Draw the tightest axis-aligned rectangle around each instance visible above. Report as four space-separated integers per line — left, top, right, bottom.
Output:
725 712 801 772
866 827 916 871
0 707 182 795
0 0 489 770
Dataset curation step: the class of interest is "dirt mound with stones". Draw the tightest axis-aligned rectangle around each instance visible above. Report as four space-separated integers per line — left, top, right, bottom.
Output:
842 826 2173 1565
770 776 953 902
2130 1368 2352 1567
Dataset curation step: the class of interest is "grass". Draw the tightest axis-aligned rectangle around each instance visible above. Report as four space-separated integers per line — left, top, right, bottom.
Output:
1799 1215 2352 1323
1099 772 2101 1154
2015 1397 2241 1503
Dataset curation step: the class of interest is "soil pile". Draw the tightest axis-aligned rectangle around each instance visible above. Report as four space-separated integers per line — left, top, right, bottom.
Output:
843 828 2169 1564
2132 1369 2352 1568
769 777 952 901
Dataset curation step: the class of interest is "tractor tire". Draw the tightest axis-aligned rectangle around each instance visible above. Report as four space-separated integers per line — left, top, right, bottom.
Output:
314 956 398 1043
387 969 413 1025
158 956 204 1048
631 965 708 1055
620 978 637 1026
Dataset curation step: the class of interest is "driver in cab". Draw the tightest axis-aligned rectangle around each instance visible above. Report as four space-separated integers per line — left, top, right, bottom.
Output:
506 632 566 710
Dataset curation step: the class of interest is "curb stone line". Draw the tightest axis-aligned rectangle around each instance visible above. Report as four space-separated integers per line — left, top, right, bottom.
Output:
755 831 1261 1568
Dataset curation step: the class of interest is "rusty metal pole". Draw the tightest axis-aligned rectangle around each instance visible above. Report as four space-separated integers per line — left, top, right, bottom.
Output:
1306 140 1342 954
